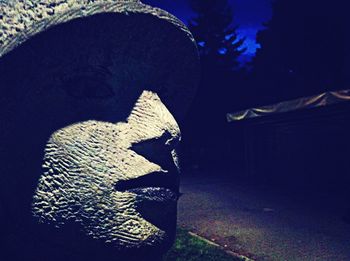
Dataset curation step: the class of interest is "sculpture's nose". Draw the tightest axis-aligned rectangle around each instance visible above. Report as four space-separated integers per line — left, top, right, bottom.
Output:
126 90 181 171
115 90 182 195
126 90 181 145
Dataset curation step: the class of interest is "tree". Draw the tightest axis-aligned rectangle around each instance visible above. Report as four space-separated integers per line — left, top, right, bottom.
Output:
182 0 246 171
188 0 246 73
252 0 349 104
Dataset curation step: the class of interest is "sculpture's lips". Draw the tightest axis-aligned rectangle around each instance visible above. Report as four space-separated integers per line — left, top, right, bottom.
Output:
126 187 179 202
114 171 180 197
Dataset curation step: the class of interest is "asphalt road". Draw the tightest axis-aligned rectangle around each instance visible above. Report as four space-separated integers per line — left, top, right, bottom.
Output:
177 173 350 261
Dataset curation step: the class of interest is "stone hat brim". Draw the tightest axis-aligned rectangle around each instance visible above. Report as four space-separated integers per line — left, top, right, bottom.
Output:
0 0 199 120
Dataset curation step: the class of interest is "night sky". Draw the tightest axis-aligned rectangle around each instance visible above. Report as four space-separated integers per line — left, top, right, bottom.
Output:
143 0 272 55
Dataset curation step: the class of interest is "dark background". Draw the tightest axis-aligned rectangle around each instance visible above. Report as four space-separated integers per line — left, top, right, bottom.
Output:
143 0 350 199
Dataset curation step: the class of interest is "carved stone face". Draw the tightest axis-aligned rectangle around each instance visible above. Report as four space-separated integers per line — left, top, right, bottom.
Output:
0 9 198 258
0 39 183 256
32 90 181 250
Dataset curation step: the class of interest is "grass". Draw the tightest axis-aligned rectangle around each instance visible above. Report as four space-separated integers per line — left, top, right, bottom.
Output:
164 228 244 261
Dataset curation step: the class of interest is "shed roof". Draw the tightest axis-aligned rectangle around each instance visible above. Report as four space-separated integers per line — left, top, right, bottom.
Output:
227 89 350 122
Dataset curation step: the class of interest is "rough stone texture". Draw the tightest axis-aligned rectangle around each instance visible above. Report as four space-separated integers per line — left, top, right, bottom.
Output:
32 90 181 249
0 0 199 259
0 0 193 59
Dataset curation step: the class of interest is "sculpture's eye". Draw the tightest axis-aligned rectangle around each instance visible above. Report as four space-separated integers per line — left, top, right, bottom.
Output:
61 76 115 99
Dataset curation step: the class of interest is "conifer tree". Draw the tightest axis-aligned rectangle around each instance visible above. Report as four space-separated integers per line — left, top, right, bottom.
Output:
189 0 246 72
182 0 246 170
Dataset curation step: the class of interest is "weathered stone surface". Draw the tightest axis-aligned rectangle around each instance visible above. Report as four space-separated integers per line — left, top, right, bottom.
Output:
0 0 192 58
32 91 181 250
0 1 199 260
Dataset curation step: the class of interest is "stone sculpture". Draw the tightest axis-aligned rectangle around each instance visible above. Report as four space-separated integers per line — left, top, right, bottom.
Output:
0 1 199 260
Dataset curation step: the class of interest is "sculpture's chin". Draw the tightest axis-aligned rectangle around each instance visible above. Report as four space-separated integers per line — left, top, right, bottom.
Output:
93 187 178 253
30 222 171 261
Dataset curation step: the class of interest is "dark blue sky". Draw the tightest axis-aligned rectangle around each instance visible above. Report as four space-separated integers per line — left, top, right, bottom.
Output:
143 0 272 55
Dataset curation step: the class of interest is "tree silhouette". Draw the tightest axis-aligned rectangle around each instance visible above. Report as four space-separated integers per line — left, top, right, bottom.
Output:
182 0 246 170
252 0 349 104
189 0 246 73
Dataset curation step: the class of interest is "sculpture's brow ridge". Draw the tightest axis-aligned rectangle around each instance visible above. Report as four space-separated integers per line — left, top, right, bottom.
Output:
0 0 195 59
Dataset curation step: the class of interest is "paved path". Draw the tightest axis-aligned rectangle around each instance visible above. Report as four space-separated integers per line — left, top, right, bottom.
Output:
177 173 350 261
